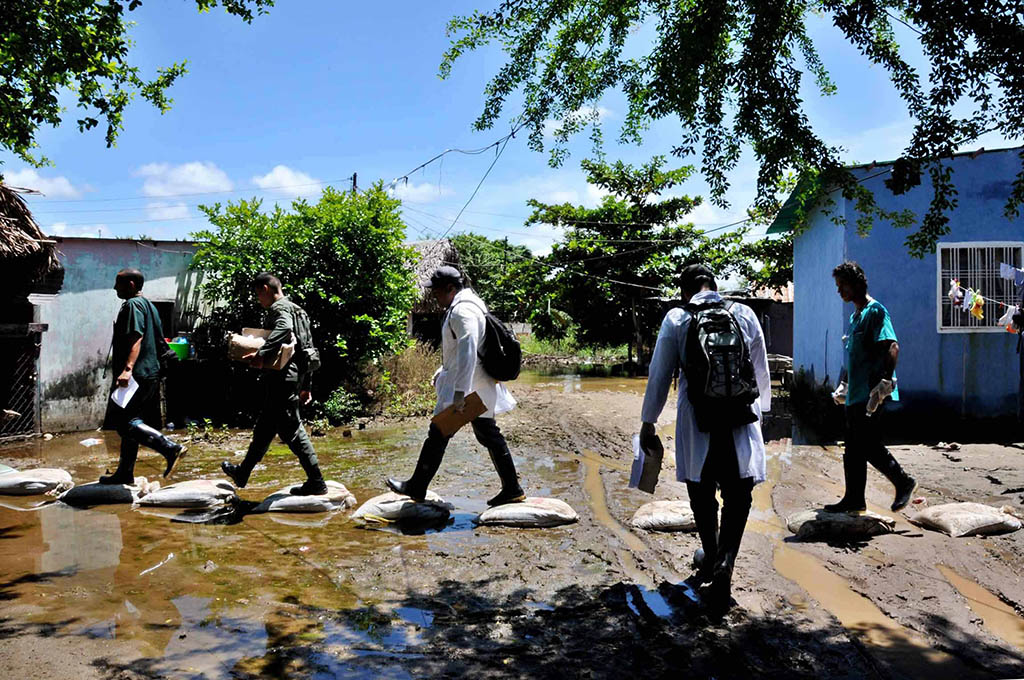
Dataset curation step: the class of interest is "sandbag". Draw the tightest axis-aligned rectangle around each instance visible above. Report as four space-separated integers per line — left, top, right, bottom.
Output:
475 497 578 528
910 502 1022 537
253 481 357 514
59 477 158 507
787 508 896 540
0 468 74 496
630 500 696 532
136 479 238 509
351 491 453 523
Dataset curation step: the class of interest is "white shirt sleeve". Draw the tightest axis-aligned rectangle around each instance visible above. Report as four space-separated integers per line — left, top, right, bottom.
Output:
449 305 478 395
739 305 772 412
641 310 682 424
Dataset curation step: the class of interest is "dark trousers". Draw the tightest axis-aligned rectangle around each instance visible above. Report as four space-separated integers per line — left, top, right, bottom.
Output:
238 377 321 481
407 417 520 495
685 429 755 571
111 377 179 475
841 402 908 503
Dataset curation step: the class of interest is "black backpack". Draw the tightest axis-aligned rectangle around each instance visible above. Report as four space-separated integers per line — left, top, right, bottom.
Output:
683 300 759 432
291 304 321 374
450 299 522 382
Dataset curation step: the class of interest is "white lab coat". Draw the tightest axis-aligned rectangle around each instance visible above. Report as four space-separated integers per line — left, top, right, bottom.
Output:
434 289 516 419
641 290 771 484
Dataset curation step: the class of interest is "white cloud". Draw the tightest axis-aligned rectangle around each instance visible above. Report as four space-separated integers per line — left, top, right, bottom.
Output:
391 181 454 204
252 165 322 197
543 105 614 139
146 201 190 221
48 222 109 238
137 161 233 197
3 168 82 198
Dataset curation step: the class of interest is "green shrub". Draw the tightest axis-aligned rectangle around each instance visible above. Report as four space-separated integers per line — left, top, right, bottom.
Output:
322 387 361 425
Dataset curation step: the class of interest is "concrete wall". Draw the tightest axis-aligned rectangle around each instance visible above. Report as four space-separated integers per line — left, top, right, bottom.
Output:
793 199 847 386
794 148 1024 420
34 239 203 432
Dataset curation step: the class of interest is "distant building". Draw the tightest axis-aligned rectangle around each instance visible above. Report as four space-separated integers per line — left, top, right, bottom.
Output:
770 145 1024 425
406 239 461 346
34 238 203 432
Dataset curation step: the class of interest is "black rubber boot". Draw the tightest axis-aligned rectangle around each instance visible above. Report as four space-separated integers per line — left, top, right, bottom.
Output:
824 454 867 514
100 441 138 485
868 450 917 511
486 445 525 506
387 425 447 502
125 420 187 478
708 483 753 614
221 461 251 488
290 479 328 496
685 484 719 587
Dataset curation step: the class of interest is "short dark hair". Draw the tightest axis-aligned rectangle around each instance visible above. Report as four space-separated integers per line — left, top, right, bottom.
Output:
678 263 718 296
251 272 282 292
117 268 144 290
832 261 868 294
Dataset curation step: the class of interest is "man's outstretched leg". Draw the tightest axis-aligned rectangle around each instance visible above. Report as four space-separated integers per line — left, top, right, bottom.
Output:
387 424 449 502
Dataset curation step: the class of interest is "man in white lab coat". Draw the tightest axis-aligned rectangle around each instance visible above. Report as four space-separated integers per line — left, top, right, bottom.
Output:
387 266 525 506
640 264 771 612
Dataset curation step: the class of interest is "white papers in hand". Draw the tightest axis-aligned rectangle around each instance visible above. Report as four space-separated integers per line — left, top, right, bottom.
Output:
110 376 139 408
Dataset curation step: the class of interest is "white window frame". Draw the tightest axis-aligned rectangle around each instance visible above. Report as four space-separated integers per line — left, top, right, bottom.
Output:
936 241 1024 334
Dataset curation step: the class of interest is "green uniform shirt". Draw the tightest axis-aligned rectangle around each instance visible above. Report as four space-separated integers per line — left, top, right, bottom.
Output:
259 297 310 389
844 299 899 405
112 296 162 381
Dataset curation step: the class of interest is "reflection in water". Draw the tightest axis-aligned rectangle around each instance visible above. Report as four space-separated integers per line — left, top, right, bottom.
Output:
517 370 648 395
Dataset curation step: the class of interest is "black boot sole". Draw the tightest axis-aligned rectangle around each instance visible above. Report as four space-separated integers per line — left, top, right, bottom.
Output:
891 479 918 512
163 446 188 478
221 462 248 489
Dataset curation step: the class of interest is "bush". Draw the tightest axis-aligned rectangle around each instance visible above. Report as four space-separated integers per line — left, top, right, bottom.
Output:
322 387 361 425
789 368 843 443
365 342 439 417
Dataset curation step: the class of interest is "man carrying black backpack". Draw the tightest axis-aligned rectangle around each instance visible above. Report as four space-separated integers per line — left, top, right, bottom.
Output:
222 273 326 496
387 266 525 506
640 264 771 614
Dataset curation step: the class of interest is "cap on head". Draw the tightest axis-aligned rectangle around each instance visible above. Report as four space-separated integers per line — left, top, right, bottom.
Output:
427 265 463 289
678 263 718 295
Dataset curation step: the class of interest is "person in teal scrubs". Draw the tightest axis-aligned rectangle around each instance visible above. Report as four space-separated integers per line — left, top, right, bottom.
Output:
826 261 917 514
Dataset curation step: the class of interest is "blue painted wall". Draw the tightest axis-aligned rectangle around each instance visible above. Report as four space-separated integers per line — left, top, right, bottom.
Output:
795 147 1024 419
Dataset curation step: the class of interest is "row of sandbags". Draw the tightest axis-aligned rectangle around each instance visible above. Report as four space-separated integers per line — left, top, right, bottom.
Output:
628 497 1022 539
0 465 580 527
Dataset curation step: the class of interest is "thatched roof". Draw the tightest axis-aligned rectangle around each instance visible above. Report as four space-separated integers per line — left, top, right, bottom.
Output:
408 239 460 314
1 183 62 288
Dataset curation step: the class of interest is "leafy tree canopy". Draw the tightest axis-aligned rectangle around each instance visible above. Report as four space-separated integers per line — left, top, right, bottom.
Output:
1 0 273 168
441 1 1024 257
189 185 419 396
523 156 789 352
450 232 536 321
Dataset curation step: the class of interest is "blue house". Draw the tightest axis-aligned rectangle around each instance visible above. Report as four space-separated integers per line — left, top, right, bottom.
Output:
770 146 1024 428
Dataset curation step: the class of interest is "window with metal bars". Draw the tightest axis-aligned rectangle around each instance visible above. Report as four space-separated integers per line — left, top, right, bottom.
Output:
937 242 1024 332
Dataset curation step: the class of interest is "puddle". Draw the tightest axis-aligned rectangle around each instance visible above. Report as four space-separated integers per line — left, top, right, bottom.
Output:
751 440 985 678
517 370 648 394
624 584 675 618
938 564 1024 651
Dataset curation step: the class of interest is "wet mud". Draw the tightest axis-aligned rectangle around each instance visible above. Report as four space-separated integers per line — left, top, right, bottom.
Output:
0 372 1022 678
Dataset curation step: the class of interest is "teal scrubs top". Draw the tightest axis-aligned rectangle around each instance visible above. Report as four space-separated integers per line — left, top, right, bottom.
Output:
845 299 899 405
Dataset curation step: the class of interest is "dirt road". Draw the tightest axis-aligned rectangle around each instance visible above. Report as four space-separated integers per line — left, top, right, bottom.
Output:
1 375 1023 679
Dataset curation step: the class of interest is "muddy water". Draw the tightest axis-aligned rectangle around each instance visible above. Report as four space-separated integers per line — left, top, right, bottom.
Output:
517 370 648 394
750 442 985 679
939 564 1024 652
0 420 575 677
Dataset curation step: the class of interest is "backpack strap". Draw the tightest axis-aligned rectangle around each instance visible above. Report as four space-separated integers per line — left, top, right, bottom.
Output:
445 298 487 340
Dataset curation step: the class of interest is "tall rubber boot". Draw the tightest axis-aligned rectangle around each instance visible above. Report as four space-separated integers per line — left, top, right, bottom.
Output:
824 454 867 514
866 449 917 511
685 481 719 586
387 424 447 502
125 419 187 477
486 444 525 506
709 483 753 613
286 430 327 496
101 440 138 485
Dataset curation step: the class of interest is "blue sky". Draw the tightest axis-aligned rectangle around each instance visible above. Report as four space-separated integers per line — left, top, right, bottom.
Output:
3 1 1018 255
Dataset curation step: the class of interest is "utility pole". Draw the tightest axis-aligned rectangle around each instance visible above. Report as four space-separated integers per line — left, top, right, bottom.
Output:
352 173 358 193
503 236 508 274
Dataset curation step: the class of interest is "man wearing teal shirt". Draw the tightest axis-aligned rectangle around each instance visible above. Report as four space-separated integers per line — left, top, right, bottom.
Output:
826 261 916 514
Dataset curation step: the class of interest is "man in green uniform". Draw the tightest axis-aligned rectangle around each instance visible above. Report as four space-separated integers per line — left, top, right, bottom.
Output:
101 268 186 484
826 261 917 514
221 273 326 495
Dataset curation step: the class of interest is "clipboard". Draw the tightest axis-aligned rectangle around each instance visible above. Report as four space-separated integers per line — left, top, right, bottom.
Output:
431 392 487 437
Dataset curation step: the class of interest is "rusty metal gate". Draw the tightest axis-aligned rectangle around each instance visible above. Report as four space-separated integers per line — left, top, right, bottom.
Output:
0 326 44 440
